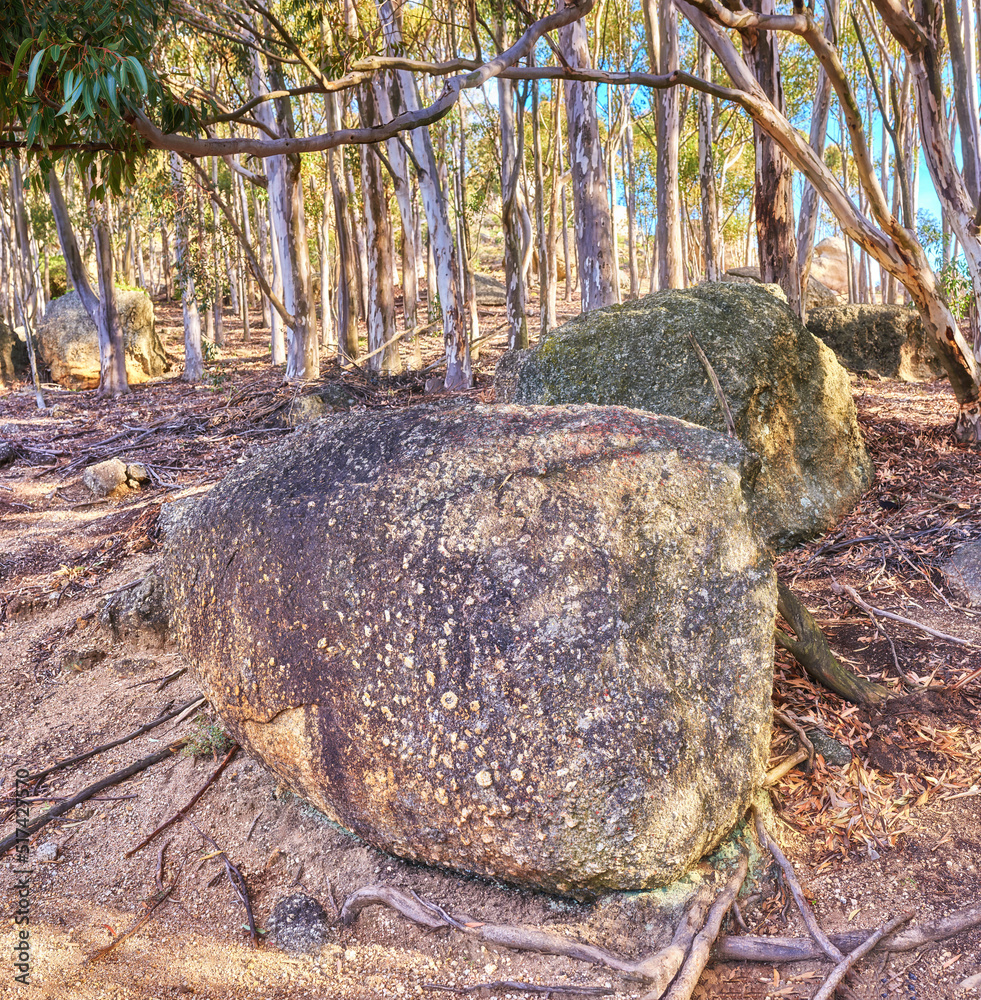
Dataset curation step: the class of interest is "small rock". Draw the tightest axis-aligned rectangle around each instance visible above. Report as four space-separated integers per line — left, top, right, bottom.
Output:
36 842 59 862
83 458 128 497
944 540 981 606
0 440 16 467
126 462 150 483
267 893 330 953
60 647 107 673
956 972 981 991
317 383 360 412
806 728 852 766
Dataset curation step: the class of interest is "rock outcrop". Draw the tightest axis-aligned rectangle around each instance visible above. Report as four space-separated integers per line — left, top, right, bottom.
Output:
37 289 168 390
162 403 776 897
806 304 942 381
495 283 873 552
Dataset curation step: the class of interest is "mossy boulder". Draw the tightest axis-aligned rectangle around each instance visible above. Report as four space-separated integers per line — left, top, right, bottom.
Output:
806 304 942 381
495 283 873 552
161 403 776 897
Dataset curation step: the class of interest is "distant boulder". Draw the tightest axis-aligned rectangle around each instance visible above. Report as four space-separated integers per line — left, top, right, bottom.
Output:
37 289 168 390
806 304 943 381
810 238 848 297
722 266 838 313
1 320 29 388
473 272 507 306
162 403 776 898
495 283 873 552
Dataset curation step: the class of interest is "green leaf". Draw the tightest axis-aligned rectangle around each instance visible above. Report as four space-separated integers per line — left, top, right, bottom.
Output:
26 49 45 95
104 73 119 112
82 81 97 118
126 56 147 95
11 38 33 81
63 68 75 102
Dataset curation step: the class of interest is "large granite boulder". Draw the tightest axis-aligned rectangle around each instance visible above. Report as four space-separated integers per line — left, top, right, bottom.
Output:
162 403 776 898
495 283 873 553
37 289 168 390
1 320 29 388
806 304 942 381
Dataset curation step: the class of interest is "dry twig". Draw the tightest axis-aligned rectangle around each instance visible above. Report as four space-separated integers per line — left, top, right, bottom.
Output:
26 697 201 787
125 743 239 857
0 742 184 856
188 821 259 945
423 984 613 996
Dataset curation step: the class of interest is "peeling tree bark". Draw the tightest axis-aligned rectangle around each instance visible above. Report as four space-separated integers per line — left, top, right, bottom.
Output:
499 74 530 349
697 36 723 282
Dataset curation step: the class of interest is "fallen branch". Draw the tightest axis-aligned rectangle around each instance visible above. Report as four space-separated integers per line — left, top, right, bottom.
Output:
657 851 748 1000
423 983 613 996
753 809 842 963
125 744 239 857
188 821 259 945
26 697 203 787
0 742 184 856
777 582 891 703
832 580 981 649
812 911 913 1000
687 332 737 437
714 900 981 961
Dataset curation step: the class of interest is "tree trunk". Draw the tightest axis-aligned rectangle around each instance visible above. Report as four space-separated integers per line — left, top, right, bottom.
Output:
325 93 360 363
623 117 641 297
744 0 802 314
376 75 419 359
359 80 401 375
645 0 685 289
697 36 723 283
499 75 529 350
169 153 203 383
379 0 470 389
558 14 618 310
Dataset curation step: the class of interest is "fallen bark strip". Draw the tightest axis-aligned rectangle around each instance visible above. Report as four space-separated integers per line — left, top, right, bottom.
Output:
812 911 913 1000
0 743 184 856
656 851 748 1000
832 581 981 648
26 697 203 787
423 983 613 996
776 582 891 703
124 743 239 857
714 901 981 961
753 809 843 963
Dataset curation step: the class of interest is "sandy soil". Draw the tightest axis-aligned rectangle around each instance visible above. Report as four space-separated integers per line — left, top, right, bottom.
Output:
2 304 980 1000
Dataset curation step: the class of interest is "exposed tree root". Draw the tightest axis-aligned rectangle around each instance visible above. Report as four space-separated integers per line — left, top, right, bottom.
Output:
776 581 891 703
655 852 748 1000
812 911 913 1000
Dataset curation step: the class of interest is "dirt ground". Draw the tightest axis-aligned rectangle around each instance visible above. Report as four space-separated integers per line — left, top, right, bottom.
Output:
2 299 980 1000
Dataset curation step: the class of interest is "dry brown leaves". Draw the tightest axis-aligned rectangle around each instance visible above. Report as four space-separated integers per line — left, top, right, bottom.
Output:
769 376 981 862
